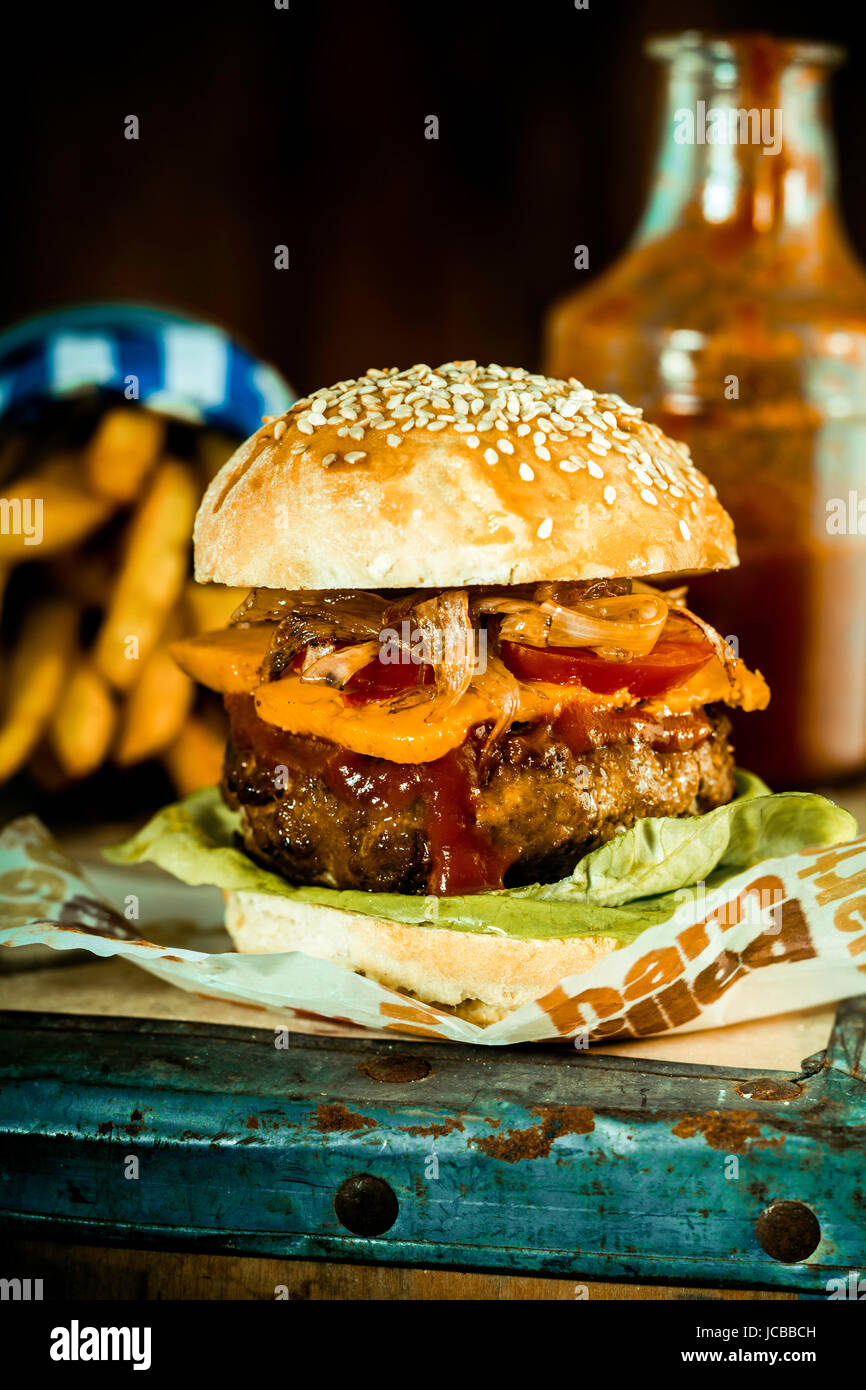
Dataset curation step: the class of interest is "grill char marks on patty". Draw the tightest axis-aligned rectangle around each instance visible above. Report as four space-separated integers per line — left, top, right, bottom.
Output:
222 694 735 895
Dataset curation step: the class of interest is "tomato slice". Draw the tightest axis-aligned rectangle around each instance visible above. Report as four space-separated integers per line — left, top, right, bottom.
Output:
291 644 433 704
501 614 715 699
344 657 432 704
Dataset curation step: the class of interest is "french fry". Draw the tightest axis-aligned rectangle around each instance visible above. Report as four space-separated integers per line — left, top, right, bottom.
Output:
162 712 225 794
0 599 78 782
0 473 114 560
49 659 117 779
184 581 248 632
84 408 165 502
94 460 198 691
114 641 195 766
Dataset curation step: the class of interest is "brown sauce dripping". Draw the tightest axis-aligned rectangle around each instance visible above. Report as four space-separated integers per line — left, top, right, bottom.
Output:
225 693 712 894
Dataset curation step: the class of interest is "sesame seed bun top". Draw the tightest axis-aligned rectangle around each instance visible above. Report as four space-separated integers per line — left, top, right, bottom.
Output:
193 362 738 589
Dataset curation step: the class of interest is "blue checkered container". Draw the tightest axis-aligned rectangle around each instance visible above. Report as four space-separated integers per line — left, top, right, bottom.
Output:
0 302 294 435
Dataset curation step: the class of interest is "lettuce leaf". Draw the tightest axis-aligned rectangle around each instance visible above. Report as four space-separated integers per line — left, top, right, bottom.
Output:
105 773 857 944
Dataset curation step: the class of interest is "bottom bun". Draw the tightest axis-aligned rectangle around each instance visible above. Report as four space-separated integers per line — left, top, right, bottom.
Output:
224 890 621 1026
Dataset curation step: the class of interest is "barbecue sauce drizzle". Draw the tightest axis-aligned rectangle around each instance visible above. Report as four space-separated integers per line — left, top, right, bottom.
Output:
224 692 712 894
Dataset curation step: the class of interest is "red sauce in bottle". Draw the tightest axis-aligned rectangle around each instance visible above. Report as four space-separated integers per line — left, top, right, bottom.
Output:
545 34 866 786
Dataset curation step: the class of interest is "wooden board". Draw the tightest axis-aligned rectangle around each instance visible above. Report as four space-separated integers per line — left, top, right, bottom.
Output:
5 1239 796 1301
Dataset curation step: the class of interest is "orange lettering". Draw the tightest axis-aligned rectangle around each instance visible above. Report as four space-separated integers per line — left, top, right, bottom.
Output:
833 895 866 934
622 946 683 1001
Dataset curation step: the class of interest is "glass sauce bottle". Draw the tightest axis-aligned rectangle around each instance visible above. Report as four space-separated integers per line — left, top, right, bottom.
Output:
545 33 866 788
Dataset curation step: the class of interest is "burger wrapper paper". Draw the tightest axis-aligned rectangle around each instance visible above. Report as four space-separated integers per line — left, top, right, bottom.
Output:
0 806 864 1046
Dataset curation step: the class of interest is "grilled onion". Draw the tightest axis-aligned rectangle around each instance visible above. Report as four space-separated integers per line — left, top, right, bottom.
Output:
475 592 669 658
255 592 390 681
634 580 737 687
233 578 735 723
233 588 388 629
470 652 523 764
413 588 476 712
299 640 381 688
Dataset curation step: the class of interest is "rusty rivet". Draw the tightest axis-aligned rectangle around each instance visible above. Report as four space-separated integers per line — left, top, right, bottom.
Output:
737 1078 804 1102
334 1173 399 1237
360 1055 432 1084
755 1201 821 1263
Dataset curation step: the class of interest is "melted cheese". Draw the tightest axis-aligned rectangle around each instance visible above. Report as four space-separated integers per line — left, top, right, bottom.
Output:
171 625 273 694
645 658 770 716
172 624 770 764
255 675 627 763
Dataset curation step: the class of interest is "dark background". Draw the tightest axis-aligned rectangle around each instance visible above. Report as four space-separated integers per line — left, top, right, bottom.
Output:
3 0 866 395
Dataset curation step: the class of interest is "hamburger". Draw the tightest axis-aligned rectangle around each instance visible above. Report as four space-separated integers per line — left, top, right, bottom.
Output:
169 361 770 1024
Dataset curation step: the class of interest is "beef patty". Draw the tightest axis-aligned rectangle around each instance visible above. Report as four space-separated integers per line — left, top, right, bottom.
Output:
222 694 736 895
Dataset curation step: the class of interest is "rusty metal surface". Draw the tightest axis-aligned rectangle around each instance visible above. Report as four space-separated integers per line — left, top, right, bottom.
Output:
0 1000 863 1291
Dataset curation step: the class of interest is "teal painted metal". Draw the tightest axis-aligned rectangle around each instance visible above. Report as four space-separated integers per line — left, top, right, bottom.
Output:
0 1004 864 1291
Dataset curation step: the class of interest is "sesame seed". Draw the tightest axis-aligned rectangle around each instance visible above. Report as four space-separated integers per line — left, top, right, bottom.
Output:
344 451 366 463
679 519 691 540
273 365 709 507
537 517 553 539
322 452 337 465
